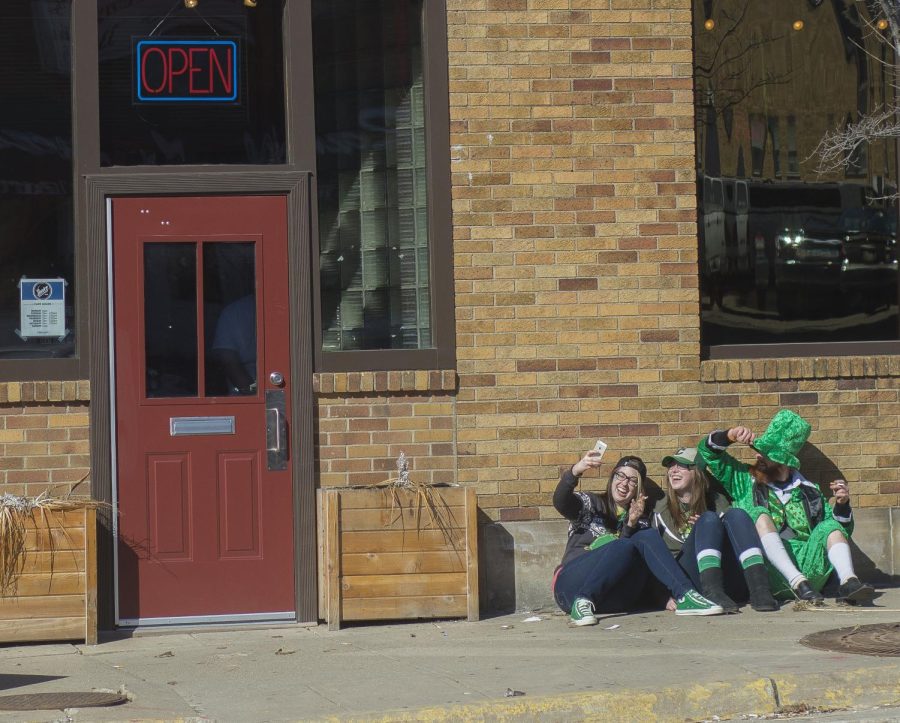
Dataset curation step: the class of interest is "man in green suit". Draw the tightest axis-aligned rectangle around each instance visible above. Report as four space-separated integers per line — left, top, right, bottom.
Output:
697 409 873 604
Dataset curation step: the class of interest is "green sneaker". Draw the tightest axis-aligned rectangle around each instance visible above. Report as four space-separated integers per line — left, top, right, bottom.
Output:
570 597 598 626
675 589 724 616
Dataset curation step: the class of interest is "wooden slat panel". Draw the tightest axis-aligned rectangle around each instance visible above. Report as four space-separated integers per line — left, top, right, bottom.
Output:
341 550 466 576
20 551 86 574
6 573 84 597
465 486 480 621
342 573 467 599
339 505 466 532
340 529 465 554
0 617 85 643
0 595 85 620
84 507 98 645
24 527 86 552
324 491 341 630
21 510 86 530
342 595 467 621
317 490 326 621
334 488 467 510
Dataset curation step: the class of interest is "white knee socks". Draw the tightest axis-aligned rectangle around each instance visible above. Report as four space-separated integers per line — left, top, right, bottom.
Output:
827 541 855 584
760 532 805 588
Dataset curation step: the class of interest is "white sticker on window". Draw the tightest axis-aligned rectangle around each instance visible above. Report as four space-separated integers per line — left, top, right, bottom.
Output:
17 277 68 340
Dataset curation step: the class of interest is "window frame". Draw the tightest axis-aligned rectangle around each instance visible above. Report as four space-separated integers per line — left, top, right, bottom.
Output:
308 0 455 373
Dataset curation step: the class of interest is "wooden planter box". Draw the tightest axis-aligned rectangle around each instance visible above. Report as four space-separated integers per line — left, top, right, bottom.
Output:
0 506 98 645
318 486 479 630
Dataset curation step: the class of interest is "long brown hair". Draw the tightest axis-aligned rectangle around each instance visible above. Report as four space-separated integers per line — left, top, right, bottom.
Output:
666 466 710 531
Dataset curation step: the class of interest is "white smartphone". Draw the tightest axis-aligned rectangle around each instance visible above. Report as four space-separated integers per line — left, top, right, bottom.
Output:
592 439 608 460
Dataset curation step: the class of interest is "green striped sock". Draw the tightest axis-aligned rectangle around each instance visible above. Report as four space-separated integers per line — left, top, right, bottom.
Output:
740 547 764 570
697 549 721 572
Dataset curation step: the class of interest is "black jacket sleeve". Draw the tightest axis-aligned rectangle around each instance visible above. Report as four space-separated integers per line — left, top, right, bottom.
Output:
553 467 584 522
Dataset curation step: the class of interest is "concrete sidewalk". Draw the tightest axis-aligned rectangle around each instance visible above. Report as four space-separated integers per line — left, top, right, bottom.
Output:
1 590 900 722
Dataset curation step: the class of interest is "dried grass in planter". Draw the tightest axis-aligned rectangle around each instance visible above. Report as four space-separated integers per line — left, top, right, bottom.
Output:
0 492 104 597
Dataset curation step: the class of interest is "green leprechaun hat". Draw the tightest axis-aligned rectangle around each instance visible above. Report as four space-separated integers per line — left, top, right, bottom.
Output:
751 409 811 469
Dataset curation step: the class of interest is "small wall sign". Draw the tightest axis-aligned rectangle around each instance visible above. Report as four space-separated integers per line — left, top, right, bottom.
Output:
134 38 239 103
18 278 68 340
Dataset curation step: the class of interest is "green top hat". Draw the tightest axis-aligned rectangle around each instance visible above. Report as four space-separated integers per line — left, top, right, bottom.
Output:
751 409 811 469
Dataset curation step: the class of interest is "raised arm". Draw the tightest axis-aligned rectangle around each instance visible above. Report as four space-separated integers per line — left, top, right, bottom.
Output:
553 450 604 522
697 427 754 503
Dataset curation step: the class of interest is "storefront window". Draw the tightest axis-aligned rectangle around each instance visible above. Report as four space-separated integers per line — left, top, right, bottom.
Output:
0 1 74 360
694 0 899 352
313 0 431 352
97 0 285 166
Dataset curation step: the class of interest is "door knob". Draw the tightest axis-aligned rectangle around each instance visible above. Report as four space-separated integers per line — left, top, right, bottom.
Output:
269 371 285 387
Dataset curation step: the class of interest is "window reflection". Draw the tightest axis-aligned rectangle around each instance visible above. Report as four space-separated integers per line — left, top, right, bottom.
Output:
144 243 197 398
695 0 898 348
204 243 257 396
0 1 74 359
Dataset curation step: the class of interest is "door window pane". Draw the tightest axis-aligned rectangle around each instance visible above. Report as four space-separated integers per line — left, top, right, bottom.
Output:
314 0 431 351
97 0 285 166
204 243 257 396
695 0 898 348
0 1 74 360
144 243 197 398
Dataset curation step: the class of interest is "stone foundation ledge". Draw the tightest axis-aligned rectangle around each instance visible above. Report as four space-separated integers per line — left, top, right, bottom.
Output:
479 507 900 614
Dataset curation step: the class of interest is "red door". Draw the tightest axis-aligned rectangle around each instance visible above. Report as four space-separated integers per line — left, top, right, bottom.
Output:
112 196 294 623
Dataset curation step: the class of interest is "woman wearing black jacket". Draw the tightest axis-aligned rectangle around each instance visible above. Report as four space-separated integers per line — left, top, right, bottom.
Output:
553 450 723 626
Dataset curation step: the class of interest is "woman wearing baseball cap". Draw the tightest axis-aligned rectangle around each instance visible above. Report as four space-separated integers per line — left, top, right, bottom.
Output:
552 448 724 627
650 447 778 613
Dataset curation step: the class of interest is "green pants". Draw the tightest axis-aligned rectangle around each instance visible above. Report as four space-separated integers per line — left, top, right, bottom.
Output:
744 505 846 600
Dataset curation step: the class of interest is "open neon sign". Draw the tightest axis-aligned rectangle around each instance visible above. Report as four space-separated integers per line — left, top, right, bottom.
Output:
135 38 239 103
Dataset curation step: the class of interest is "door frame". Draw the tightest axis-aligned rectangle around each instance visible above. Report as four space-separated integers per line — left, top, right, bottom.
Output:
86 172 316 627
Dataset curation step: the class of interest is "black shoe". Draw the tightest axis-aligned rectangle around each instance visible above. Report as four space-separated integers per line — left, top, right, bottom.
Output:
744 565 779 612
700 568 739 613
793 580 824 605
836 577 875 604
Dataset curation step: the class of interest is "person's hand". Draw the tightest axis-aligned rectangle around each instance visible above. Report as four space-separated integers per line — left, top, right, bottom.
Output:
666 597 677 612
572 449 605 477
687 514 700 525
830 479 850 505
627 494 648 526
727 426 755 445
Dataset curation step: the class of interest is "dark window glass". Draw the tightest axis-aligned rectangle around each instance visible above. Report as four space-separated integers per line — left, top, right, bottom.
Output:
694 0 898 349
98 0 284 166
313 0 431 352
144 243 197 398
203 242 257 396
0 1 74 360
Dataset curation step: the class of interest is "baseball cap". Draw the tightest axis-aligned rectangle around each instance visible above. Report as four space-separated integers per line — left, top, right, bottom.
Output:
661 447 698 467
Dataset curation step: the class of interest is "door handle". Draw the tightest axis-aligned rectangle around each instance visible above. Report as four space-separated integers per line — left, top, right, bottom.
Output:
265 390 288 471
267 408 282 453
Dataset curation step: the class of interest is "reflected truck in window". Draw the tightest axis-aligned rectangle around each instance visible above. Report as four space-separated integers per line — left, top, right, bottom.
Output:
772 206 897 318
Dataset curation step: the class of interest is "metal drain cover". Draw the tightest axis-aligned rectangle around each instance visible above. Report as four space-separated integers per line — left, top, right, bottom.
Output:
0 692 127 711
800 622 900 657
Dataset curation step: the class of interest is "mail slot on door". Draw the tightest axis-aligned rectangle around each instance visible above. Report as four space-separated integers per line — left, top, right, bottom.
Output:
170 416 236 436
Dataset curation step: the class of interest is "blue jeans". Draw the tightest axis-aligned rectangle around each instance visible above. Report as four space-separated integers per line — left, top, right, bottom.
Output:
554 528 694 613
677 508 761 603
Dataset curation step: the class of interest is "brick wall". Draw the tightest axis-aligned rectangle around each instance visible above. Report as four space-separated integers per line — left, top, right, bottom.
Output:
0 382 91 498
446 0 899 521
314 372 457 488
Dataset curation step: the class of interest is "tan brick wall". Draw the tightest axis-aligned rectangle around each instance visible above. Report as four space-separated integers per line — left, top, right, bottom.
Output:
314 373 457 489
0 382 92 498
446 0 900 521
